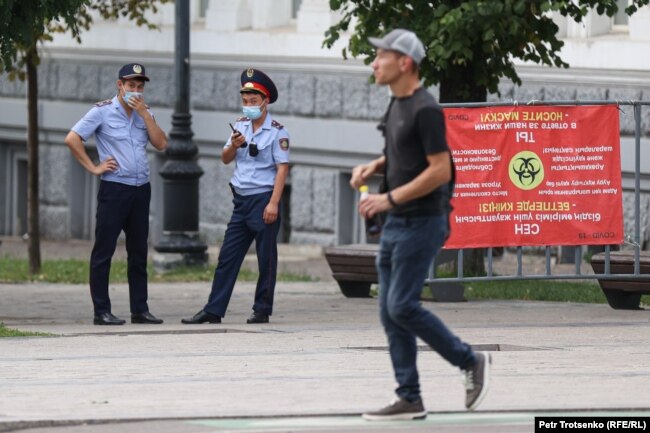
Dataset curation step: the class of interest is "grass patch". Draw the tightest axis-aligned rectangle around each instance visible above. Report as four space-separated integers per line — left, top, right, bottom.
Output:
0 257 97 284
462 279 606 303
405 279 650 305
460 279 650 306
0 322 54 337
420 266 627 304
0 257 315 284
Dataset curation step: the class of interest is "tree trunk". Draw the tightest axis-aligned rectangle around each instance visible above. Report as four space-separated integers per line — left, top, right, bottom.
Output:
439 65 487 277
26 46 41 275
438 67 487 104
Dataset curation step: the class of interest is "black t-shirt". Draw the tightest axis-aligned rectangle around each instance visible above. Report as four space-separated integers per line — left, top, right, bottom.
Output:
383 87 452 216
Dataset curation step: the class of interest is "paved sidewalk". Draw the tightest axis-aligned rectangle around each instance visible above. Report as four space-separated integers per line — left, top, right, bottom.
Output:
1 237 650 431
2 277 650 430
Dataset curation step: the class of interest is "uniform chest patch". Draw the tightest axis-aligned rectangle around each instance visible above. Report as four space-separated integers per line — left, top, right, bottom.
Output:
279 138 289 151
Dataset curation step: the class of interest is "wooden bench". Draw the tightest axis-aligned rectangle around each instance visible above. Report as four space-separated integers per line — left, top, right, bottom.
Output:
590 251 650 310
324 243 458 298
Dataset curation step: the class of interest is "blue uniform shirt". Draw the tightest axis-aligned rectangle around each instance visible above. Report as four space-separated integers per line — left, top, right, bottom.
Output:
226 113 290 196
71 96 154 186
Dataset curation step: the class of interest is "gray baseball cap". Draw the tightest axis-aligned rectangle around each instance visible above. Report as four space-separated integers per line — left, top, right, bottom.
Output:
368 29 426 65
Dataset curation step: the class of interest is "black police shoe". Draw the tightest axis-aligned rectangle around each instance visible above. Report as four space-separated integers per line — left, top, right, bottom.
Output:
93 312 126 326
246 311 269 324
131 311 164 324
181 309 221 324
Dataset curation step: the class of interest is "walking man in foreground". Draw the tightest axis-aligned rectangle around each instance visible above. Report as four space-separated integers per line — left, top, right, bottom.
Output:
350 29 491 420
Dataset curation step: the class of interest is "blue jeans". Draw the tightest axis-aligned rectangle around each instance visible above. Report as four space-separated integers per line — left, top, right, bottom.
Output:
377 213 475 402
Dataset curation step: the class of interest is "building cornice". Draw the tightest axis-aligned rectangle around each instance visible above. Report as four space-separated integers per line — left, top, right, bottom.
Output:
41 47 370 76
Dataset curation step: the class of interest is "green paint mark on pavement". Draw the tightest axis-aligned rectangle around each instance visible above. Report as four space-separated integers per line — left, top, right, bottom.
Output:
188 411 650 430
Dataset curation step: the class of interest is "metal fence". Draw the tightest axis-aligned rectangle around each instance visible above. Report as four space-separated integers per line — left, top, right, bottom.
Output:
428 100 650 285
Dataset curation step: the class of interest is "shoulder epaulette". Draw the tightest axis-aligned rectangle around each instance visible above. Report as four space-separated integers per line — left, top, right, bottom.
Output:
95 99 112 107
271 120 284 129
236 116 250 122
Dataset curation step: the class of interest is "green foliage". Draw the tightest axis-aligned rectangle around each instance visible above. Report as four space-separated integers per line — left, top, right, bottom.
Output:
0 0 86 79
0 0 170 78
324 0 650 102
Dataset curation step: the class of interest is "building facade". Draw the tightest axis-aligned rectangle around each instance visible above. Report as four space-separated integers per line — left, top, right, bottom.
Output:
1 0 650 248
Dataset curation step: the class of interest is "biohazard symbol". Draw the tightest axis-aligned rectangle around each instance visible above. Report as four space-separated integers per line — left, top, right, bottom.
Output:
509 151 544 190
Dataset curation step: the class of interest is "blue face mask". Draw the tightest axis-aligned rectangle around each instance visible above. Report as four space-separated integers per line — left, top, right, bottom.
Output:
242 105 263 120
123 91 142 102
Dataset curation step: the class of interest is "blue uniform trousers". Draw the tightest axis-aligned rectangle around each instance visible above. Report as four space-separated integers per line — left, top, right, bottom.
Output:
204 190 280 318
377 213 475 403
89 181 151 315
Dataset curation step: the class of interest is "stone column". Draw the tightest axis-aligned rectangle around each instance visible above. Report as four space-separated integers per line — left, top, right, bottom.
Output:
629 6 650 40
205 0 251 31
566 11 612 38
296 0 341 34
249 0 291 29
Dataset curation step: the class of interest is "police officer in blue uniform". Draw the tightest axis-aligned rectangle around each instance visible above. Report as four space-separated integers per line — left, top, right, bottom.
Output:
64 63 168 325
182 68 290 325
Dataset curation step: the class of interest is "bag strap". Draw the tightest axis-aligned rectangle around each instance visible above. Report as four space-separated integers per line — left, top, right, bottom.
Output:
377 96 396 138
377 97 396 193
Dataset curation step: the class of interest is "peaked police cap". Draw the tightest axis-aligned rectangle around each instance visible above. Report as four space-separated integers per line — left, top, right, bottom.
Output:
240 68 278 103
118 63 150 81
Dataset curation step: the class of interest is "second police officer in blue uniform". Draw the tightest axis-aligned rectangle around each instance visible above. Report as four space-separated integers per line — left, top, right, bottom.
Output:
182 68 290 325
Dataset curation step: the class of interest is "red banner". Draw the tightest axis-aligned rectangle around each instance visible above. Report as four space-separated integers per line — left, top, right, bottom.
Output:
444 105 623 248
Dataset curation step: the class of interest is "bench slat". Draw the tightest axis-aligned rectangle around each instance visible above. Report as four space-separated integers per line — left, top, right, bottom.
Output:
327 251 377 258
332 272 378 283
326 256 376 266
591 263 650 274
591 251 650 266
599 280 650 293
329 265 377 275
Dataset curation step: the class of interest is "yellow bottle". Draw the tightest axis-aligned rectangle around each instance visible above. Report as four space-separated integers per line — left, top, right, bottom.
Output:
359 185 381 237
